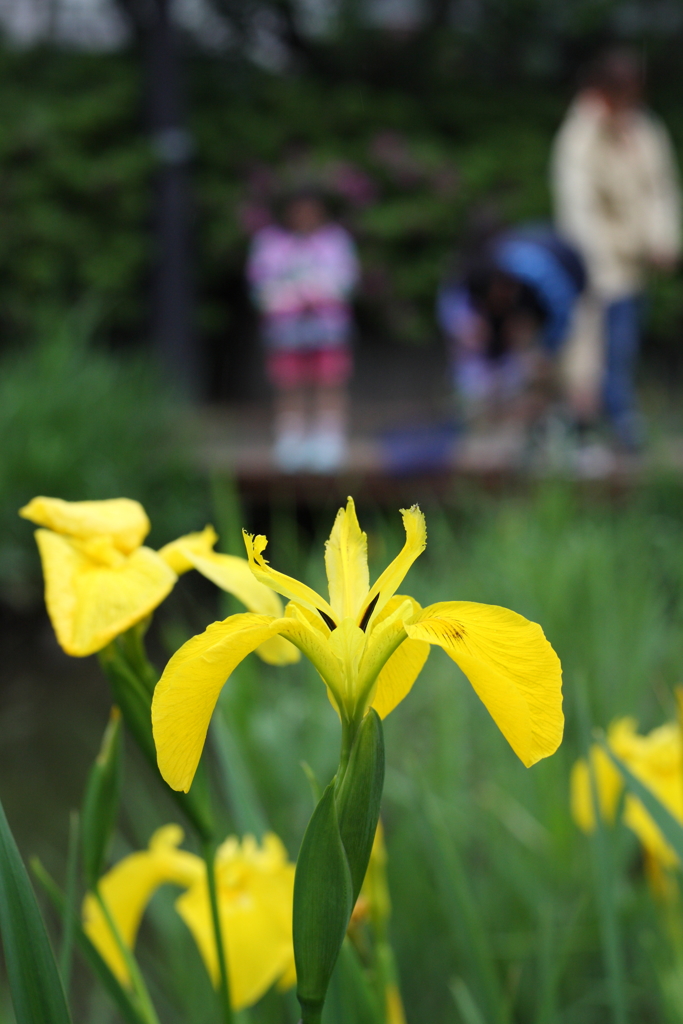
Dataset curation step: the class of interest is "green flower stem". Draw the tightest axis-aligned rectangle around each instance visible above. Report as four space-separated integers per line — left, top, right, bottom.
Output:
202 840 234 1024
94 888 160 1024
335 716 360 793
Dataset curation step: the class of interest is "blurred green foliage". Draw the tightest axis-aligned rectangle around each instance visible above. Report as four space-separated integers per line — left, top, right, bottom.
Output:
2 45 682 360
9 486 683 1022
0 305 208 609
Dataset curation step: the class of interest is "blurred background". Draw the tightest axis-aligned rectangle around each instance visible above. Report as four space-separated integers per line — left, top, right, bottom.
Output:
3 1 683 1021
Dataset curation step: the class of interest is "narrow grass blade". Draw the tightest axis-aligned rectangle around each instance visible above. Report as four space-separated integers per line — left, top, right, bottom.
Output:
420 788 508 1024
450 977 487 1024
31 858 148 1024
59 811 80 997
575 679 627 1024
0 798 71 1024
212 711 269 839
599 737 683 862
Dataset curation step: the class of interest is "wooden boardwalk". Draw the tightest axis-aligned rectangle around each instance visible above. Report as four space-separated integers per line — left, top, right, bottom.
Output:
192 400 683 504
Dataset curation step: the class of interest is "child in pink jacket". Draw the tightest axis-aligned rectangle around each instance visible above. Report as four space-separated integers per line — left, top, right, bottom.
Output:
248 189 359 472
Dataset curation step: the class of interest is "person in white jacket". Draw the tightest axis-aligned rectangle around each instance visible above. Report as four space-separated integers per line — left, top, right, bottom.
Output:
551 48 680 450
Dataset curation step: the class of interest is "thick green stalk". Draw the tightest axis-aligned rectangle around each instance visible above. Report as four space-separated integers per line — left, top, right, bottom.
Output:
202 841 234 1024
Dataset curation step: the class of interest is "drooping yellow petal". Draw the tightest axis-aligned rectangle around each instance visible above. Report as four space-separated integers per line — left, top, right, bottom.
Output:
175 833 295 1010
363 506 426 625
35 529 177 657
158 526 219 574
406 601 563 767
20 496 150 553
152 614 279 792
243 532 336 624
368 597 430 719
324 497 369 621
82 825 203 985
570 747 624 832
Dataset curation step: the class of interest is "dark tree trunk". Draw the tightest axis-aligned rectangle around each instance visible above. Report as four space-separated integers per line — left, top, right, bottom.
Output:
143 0 199 396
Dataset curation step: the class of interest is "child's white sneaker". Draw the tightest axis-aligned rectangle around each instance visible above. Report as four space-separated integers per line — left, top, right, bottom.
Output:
273 431 308 472
307 431 347 473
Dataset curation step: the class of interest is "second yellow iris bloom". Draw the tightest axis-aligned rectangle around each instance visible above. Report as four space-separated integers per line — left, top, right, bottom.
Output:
83 825 295 1011
153 497 564 793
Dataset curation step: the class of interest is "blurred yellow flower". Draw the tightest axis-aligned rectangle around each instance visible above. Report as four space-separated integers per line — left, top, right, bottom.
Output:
19 496 298 664
83 825 295 1011
571 716 683 867
20 496 176 657
153 496 563 793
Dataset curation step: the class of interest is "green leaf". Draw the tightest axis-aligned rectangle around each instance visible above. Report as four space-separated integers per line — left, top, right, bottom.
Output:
81 708 124 890
335 709 385 904
598 736 683 863
0 797 72 1024
294 782 353 1024
31 858 148 1024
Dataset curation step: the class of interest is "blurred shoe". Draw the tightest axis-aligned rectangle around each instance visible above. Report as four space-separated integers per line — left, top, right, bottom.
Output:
273 431 307 472
307 431 347 473
572 442 616 479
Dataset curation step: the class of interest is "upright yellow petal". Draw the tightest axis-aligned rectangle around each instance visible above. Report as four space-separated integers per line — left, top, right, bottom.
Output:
324 497 370 621
20 496 150 553
35 529 176 657
243 532 336 625
407 601 563 767
82 825 203 985
363 506 426 625
368 597 430 719
175 833 295 1010
152 614 279 792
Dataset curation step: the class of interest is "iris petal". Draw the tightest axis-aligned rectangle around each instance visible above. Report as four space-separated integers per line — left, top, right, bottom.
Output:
324 497 370 621
35 529 176 657
152 614 279 792
243 532 336 622
364 506 426 625
175 834 295 1010
20 496 150 553
407 601 563 767
368 597 430 719
82 825 203 985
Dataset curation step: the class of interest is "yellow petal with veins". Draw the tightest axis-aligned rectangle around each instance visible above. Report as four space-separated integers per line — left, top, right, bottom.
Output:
35 529 176 657
324 497 369 621
364 506 426 625
20 496 150 554
243 532 336 623
82 825 203 985
153 614 278 792
407 601 563 767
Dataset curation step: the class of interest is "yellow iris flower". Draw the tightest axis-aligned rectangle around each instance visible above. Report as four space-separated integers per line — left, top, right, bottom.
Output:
571 717 683 867
153 497 563 793
19 496 298 664
83 825 295 1011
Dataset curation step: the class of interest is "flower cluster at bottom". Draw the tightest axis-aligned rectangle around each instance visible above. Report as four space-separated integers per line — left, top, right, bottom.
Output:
83 826 295 1012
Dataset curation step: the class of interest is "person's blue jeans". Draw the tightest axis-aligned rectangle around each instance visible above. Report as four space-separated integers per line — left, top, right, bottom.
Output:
603 295 643 449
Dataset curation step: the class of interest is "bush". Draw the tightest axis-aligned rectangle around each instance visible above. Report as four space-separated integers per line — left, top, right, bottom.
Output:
0 305 208 607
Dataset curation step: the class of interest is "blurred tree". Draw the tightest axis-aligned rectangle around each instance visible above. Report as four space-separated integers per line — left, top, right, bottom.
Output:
114 0 199 395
